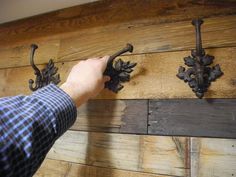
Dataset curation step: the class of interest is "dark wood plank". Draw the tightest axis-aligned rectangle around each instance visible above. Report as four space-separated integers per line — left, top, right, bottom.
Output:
71 100 148 134
148 99 236 138
1 0 236 46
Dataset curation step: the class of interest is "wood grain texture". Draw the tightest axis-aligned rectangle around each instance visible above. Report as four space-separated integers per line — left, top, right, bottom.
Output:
57 15 236 62
73 100 147 134
0 15 236 69
45 132 236 177
47 131 189 177
34 159 170 177
0 40 60 69
1 47 236 99
149 99 236 138
190 137 236 177
1 0 236 46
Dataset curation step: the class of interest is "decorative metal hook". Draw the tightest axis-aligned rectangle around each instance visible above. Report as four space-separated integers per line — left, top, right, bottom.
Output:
177 19 223 99
104 43 137 93
29 44 60 91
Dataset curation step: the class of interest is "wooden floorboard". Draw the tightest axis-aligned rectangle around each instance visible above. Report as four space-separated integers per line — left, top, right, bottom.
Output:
149 99 236 138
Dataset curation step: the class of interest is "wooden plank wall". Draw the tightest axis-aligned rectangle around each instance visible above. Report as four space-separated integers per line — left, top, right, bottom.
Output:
0 0 236 177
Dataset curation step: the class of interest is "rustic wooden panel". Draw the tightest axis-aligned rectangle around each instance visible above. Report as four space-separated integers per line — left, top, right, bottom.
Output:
1 47 236 99
73 100 147 134
0 40 60 69
1 0 235 47
190 138 236 177
47 131 189 177
57 15 236 62
34 159 170 177
0 15 236 68
149 99 236 138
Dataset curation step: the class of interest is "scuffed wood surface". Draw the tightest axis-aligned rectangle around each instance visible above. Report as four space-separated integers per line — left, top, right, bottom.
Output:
1 1 236 177
47 131 189 177
35 136 236 177
34 159 171 177
190 138 236 177
0 40 60 69
0 47 236 99
0 15 236 68
73 100 147 134
57 16 236 62
149 99 236 138
1 0 236 47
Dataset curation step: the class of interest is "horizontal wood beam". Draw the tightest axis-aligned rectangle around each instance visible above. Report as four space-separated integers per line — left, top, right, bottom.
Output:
1 0 235 47
1 47 235 99
46 131 236 177
149 99 236 138
0 15 236 69
34 159 170 177
73 100 147 134
62 98 236 138
57 15 236 63
47 131 189 177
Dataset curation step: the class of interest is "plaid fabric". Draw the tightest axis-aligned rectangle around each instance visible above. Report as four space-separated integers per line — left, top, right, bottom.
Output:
0 84 77 177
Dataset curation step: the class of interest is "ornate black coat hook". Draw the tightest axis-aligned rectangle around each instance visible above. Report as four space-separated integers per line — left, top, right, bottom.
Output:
177 19 223 98
29 44 60 91
104 43 137 93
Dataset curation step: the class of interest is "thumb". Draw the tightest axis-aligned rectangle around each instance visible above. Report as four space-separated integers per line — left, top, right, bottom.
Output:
100 55 110 72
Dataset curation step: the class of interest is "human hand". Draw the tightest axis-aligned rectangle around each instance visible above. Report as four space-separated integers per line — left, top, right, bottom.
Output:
60 56 110 106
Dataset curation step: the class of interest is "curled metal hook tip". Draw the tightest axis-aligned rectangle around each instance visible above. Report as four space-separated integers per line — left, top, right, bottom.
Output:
177 18 223 99
28 44 60 91
104 43 137 93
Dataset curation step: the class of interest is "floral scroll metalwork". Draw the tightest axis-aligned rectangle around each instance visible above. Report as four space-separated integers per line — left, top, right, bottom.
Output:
177 19 223 99
104 43 137 93
29 44 60 91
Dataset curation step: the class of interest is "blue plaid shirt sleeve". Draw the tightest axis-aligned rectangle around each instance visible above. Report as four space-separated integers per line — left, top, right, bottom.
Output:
0 84 77 177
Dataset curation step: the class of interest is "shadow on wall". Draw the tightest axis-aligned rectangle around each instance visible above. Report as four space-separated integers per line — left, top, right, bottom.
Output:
80 99 118 176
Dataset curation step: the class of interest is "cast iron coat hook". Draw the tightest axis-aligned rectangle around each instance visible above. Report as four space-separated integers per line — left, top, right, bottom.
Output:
176 19 223 99
104 43 137 93
29 44 60 91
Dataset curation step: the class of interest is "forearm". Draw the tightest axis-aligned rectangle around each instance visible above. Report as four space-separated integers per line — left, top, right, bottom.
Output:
0 84 77 177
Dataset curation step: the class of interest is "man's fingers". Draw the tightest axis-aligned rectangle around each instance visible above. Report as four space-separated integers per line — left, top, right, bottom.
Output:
100 56 110 71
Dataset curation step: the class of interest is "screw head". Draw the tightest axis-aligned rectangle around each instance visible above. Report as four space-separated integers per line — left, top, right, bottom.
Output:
192 18 204 26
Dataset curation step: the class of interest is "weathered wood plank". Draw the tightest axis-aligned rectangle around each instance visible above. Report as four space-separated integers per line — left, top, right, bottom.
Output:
190 137 236 177
0 15 236 69
34 159 170 177
148 99 236 138
1 47 236 99
73 100 147 134
1 0 236 47
57 15 236 62
0 40 60 69
47 131 189 176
